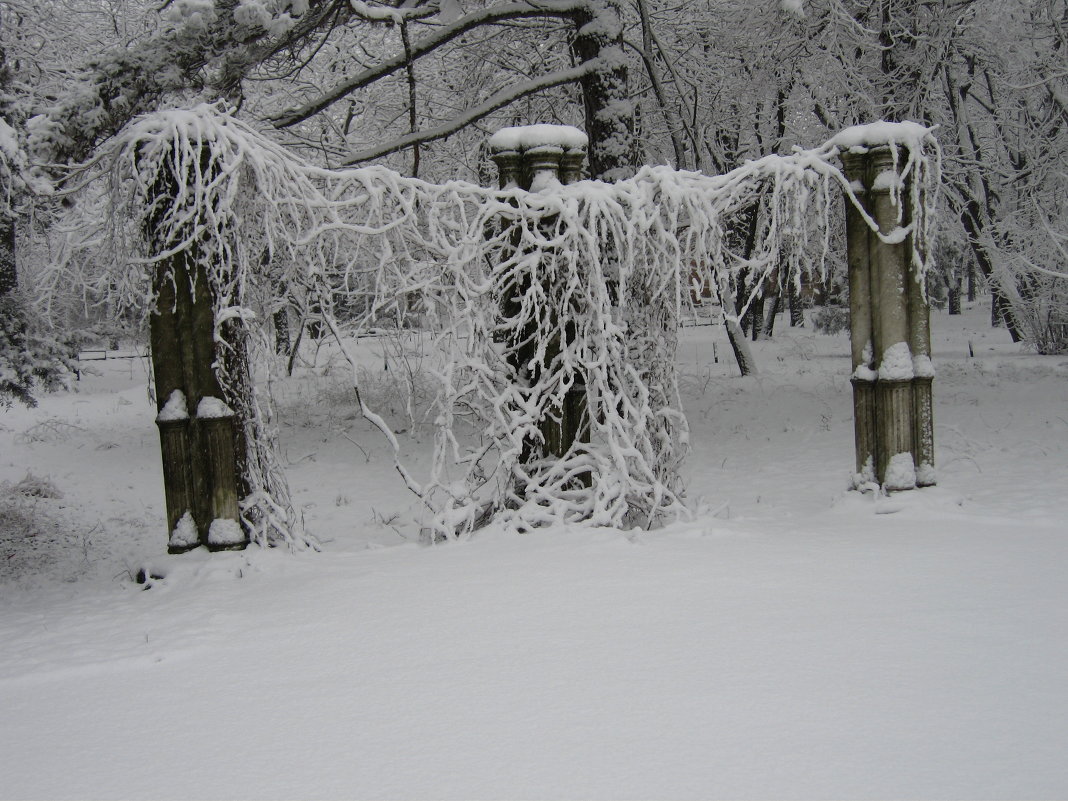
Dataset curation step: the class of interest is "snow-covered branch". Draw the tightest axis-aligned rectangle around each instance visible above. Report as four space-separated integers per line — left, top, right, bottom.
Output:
348 0 440 23
341 60 603 165
270 0 587 128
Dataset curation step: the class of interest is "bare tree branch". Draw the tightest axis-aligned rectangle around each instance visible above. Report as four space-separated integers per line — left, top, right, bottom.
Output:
341 59 601 165
271 0 587 128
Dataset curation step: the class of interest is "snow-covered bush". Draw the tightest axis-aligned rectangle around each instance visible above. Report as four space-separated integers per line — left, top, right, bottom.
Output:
1007 272 1068 355
0 294 75 409
12 471 63 499
811 304 849 336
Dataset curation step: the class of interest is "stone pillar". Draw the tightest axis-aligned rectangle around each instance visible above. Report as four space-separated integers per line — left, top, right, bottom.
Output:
200 405 245 549
557 143 590 476
841 144 935 491
841 153 877 484
155 413 196 549
907 223 936 488
560 147 586 185
491 148 521 190
488 125 590 474
527 145 568 458
869 147 916 490
147 157 246 552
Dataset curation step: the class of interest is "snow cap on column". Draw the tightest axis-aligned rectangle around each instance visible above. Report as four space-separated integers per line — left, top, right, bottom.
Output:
489 125 588 154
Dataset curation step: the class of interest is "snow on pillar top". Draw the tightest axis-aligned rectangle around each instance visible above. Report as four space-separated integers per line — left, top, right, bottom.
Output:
489 125 588 191
829 121 933 153
156 389 189 423
488 125 588 156
197 396 235 419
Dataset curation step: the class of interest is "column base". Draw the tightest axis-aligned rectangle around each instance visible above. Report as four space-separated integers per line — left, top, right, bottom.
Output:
876 378 916 490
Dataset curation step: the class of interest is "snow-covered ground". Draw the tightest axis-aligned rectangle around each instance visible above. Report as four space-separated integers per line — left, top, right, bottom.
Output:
1 302 1066 799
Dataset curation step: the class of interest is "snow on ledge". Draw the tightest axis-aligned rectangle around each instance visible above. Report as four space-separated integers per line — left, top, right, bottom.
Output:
913 354 935 379
871 169 904 192
916 462 937 487
852 364 877 382
156 389 189 422
489 125 588 154
197 396 234 419
878 342 915 381
169 511 199 549
884 452 917 491
208 518 245 547
829 121 933 153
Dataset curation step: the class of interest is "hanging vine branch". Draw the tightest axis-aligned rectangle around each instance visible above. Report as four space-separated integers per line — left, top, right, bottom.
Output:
49 104 939 543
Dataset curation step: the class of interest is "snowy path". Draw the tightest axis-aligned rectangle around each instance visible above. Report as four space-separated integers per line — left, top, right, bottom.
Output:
1 305 1067 799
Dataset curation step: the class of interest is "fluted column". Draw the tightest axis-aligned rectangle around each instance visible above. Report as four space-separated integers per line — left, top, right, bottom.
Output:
841 142 935 491
489 125 590 474
841 152 877 484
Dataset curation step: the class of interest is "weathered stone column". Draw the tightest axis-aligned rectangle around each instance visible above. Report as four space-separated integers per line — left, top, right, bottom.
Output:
557 142 590 470
490 147 521 190
155 407 196 550
199 399 245 549
560 147 585 185
840 134 935 491
526 145 569 458
869 147 916 490
907 233 936 487
147 154 246 552
488 125 590 471
841 152 877 484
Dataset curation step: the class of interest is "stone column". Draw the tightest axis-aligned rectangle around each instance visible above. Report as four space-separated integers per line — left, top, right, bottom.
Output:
155 412 196 549
200 401 244 549
490 148 521 190
558 142 590 473
526 145 569 458
841 152 877 484
868 147 916 490
841 143 935 491
560 147 586 185
488 125 590 473
907 222 936 488
147 155 246 552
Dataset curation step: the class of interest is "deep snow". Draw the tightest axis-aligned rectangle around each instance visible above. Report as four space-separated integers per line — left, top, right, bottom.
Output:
1 302 1066 799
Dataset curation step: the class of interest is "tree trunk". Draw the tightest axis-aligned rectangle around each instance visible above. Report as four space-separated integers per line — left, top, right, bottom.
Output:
273 306 290 355
943 58 1026 343
725 318 757 377
990 284 1024 340
761 292 781 339
0 215 14 298
218 314 254 510
572 0 634 182
749 291 765 341
948 286 961 315
788 276 804 327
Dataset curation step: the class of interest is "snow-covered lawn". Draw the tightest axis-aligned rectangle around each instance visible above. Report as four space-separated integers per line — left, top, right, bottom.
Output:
1 304 1066 799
